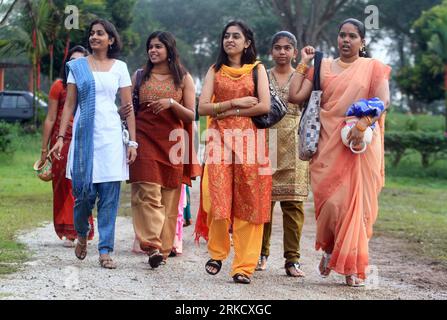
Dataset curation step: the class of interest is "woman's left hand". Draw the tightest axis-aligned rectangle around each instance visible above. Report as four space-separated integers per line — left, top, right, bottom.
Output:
148 98 173 115
347 125 365 150
127 147 137 164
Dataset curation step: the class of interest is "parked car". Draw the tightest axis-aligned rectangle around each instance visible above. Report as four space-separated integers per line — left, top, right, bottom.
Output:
0 91 48 122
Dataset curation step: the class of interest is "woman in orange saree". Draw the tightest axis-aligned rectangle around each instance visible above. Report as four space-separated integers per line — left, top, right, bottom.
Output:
289 19 391 286
196 21 272 284
40 46 94 246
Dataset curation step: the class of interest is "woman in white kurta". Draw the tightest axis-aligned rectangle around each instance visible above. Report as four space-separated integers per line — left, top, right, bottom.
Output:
51 19 136 269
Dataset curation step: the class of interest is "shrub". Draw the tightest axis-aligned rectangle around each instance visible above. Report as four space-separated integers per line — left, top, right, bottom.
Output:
385 131 447 167
0 122 18 154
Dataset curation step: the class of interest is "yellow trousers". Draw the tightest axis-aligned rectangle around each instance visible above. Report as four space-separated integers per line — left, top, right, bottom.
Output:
207 213 263 277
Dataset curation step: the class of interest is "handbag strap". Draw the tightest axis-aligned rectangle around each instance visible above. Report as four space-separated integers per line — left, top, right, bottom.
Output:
313 51 323 91
253 65 259 98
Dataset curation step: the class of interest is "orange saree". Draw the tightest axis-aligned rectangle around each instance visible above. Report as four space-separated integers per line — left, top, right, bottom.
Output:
311 58 391 279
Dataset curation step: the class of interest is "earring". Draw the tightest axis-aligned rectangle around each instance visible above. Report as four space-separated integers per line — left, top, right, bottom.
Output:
293 58 297 64
244 48 247 54
109 44 112 50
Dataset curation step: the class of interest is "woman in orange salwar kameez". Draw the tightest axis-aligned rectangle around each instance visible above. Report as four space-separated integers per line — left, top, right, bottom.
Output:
196 21 272 284
289 19 391 287
40 46 94 246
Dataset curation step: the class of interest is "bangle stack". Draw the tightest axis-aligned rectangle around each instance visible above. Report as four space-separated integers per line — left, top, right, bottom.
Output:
212 103 222 117
57 135 65 140
296 63 308 76
128 141 138 149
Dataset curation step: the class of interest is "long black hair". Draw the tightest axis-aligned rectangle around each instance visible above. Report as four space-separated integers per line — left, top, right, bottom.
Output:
142 31 187 89
338 18 370 58
62 45 89 87
214 20 257 72
87 19 122 59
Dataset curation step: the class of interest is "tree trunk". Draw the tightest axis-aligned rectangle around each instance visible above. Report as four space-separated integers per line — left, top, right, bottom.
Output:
49 44 54 84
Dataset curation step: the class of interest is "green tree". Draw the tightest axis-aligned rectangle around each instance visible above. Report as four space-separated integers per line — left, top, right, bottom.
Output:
412 0 447 131
0 0 52 127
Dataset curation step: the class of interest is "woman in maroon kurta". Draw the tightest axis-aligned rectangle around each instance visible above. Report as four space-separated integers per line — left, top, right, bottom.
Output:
129 31 200 268
40 46 94 246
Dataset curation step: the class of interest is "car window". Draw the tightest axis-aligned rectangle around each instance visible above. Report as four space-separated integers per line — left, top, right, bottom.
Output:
17 96 29 108
1 95 17 109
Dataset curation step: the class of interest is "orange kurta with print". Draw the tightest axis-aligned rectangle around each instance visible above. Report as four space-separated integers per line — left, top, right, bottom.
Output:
204 69 272 225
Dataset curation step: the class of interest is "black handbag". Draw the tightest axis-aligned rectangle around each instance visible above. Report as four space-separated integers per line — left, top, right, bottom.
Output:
251 65 288 129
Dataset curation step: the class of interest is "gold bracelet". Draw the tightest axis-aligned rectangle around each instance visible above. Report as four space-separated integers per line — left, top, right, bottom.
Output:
296 63 308 75
41 149 48 153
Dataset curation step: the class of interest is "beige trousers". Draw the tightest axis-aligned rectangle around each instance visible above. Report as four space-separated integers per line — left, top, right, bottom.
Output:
131 182 182 257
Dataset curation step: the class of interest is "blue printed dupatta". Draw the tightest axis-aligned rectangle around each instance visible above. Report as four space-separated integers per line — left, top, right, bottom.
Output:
66 57 96 200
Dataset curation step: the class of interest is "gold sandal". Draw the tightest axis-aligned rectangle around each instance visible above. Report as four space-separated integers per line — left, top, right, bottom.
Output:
346 275 365 287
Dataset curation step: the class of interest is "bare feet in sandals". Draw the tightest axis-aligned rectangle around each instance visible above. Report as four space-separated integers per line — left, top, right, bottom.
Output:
74 237 87 260
99 254 117 269
346 275 365 287
285 262 306 278
318 252 332 277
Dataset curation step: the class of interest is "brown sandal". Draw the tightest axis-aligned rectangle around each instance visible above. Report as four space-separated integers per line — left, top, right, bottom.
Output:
99 255 117 269
74 237 87 260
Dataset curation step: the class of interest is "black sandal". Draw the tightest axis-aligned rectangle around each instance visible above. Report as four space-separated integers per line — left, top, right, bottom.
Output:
233 273 251 284
147 249 163 268
205 259 222 275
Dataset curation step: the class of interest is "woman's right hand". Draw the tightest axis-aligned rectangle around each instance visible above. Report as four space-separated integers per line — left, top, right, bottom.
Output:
232 97 258 109
49 139 64 160
40 150 48 163
300 46 316 65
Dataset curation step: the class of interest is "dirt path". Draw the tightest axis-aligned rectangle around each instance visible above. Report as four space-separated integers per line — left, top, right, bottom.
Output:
1 180 446 300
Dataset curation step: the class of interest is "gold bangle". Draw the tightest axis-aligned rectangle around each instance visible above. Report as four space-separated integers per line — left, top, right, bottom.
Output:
41 149 48 153
355 121 367 132
212 103 218 117
296 63 308 75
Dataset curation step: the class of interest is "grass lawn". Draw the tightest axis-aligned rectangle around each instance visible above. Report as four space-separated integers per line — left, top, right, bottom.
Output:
377 176 447 265
0 132 53 275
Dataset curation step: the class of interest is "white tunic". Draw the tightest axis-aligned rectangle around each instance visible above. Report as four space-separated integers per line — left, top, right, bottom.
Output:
66 59 132 183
